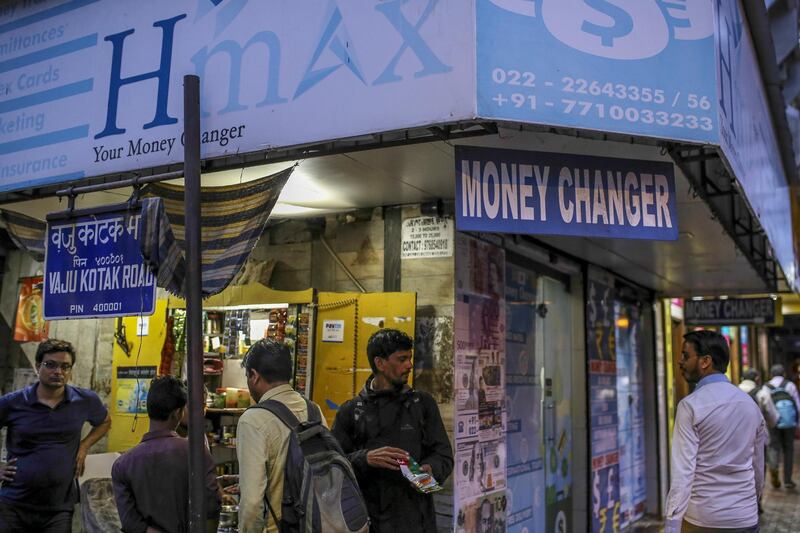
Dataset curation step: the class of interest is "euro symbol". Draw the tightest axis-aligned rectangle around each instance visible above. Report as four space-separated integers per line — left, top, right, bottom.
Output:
581 0 633 47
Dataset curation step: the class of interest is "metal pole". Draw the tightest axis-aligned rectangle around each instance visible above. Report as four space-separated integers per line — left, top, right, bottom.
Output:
184 74 206 531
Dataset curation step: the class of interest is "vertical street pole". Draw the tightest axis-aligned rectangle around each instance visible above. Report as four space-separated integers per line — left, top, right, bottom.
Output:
184 74 206 530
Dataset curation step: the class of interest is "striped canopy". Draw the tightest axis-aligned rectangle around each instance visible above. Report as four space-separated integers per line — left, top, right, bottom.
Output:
0 166 293 299
0 210 46 262
140 166 294 298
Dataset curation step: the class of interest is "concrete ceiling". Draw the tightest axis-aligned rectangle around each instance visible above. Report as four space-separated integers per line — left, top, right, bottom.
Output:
2 128 768 297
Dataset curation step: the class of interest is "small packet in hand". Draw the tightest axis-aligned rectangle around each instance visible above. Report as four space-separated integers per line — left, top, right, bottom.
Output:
398 456 443 494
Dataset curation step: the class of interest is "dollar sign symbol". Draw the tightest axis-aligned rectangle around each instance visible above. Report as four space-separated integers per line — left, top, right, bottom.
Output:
581 0 634 47
592 471 601 516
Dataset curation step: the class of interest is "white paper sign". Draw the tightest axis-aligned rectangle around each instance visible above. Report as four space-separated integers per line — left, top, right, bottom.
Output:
322 319 345 343
136 316 149 337
401 217 453 259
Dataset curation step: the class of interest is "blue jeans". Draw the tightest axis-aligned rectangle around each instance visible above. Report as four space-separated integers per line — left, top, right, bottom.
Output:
0 500 72 533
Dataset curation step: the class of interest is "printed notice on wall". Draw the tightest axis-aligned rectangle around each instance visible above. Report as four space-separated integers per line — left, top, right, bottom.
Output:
401 217 454 259
322 320 345 343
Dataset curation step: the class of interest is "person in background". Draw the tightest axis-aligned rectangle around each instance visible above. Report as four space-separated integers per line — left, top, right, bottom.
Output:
739 368 778 429
0 339 111 532
664 330 766 533
332 329 453 533
111 376 220 532
766 363 800 489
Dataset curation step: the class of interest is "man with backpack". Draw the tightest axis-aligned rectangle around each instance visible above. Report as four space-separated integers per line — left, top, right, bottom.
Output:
766 364 800 489
332 329 454 533
237 339 369 533
739 369 778 429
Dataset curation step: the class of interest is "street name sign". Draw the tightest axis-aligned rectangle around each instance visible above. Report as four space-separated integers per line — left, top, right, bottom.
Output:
43 211 156 320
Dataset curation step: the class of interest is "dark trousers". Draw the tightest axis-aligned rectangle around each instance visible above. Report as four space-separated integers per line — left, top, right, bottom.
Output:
0 500 72 533
682 519 759 533
768 427 795 483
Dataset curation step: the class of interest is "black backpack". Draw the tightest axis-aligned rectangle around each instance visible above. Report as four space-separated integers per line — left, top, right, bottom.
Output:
250 398 369 533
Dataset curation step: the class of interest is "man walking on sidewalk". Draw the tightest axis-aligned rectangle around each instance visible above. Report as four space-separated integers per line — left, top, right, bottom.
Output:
766 364 800 489
665 330 767 533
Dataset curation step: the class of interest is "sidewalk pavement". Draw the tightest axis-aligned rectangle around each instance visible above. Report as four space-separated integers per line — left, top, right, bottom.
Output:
630 440 800 533
759 439 800 532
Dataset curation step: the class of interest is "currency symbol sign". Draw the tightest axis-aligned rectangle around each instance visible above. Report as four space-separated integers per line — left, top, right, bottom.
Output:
581 0 634 47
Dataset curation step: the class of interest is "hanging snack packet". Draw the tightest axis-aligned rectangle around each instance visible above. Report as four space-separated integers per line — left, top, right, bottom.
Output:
398 456 443 494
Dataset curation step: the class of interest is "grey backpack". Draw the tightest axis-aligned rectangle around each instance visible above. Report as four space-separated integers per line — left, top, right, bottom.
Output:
250 398 369 533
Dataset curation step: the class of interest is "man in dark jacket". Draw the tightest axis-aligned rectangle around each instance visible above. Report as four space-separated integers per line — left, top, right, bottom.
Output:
333 329 453 533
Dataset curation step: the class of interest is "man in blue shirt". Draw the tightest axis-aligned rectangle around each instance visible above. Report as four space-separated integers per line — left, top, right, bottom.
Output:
0 339 111 532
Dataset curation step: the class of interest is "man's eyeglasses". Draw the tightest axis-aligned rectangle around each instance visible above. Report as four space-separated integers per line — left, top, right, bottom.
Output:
41 361 73 372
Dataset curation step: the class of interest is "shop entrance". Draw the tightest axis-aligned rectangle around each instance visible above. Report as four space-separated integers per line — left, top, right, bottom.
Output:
505 259 573 533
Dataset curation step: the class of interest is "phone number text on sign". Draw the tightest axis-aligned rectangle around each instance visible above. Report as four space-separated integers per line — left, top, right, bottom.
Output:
487 68 715 134
476 0 719 143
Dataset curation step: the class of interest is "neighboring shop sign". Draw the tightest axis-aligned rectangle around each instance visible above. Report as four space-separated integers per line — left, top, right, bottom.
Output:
401 216 454 259
14 276 48 342
43 211 156 319
477 0 717 143
0 0 472 193
115 366 157 414
455 146 678 240
684 297 780 326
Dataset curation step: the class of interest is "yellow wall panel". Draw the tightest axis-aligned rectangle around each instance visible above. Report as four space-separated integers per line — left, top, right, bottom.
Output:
107 300 168 452
312 292 416 426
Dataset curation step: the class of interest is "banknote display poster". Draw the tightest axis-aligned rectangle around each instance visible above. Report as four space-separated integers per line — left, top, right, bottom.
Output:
477 0 718 143
615 302 647 528
454 233 507 531
587 274 620 533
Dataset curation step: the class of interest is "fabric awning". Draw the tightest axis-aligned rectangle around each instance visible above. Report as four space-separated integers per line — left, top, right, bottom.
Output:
139 166 294 298
0 166 293 299
0 210 46 261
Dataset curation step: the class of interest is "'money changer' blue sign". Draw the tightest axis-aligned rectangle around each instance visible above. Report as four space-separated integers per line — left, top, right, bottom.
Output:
44 211 156 320
455 146 678 240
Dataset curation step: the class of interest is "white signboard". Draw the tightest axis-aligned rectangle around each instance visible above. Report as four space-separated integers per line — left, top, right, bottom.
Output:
0 0 474 193
322 319 344 343
401 216 453 259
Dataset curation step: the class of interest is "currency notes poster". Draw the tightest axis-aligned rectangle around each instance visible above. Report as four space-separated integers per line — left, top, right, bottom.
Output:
454 234 508 532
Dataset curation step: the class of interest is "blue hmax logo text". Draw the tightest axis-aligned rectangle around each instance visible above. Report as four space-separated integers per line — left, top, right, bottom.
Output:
94 0 452 139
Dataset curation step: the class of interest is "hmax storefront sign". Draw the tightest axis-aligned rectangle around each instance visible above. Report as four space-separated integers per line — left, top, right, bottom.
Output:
455 146 677 240
0 0 472 192
684 297 781 326
43 211 156 320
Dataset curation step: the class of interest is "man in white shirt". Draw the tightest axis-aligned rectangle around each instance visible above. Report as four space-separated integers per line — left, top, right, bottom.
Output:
739 368 778 429
665 330 766 533
765 364 800 489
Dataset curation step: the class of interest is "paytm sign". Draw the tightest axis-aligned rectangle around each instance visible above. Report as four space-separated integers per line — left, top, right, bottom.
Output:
0 0 472 192
455 146 678 240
